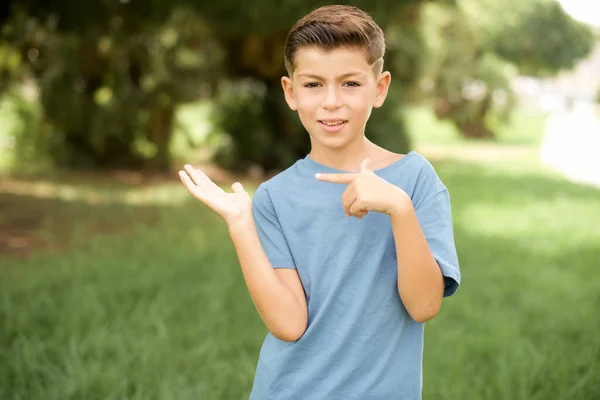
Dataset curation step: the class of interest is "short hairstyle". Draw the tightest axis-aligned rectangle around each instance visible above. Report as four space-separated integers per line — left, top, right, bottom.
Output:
283 5 386 77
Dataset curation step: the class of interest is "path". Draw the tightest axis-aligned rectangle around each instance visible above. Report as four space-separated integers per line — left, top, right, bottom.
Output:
540 107 600 189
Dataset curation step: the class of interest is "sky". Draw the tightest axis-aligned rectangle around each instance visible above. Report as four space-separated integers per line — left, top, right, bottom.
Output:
556 0 600 28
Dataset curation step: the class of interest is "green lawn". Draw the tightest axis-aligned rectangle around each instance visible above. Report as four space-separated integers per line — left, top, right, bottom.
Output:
2 152 600 399
404 106 548 147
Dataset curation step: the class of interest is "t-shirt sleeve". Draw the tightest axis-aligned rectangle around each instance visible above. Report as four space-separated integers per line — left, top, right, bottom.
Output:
252 185 296 269
415 189 461 298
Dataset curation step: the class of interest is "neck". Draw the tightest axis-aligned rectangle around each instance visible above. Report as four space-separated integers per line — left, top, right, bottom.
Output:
309 137 377 172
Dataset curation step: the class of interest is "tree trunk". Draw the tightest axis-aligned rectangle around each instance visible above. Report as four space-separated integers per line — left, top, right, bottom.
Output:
459 94 496 139
147 103 175 171
458 122 496 139
435 95 497 139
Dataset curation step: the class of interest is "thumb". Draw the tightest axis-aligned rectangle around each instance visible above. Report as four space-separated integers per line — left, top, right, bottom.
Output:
361 158 374 174
231 182 245 193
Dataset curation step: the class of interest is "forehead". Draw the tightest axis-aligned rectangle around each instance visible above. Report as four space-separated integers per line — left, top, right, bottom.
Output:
293 46 371 77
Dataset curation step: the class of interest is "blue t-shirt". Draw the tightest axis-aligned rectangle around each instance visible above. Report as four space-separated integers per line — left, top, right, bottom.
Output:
249 151 461 400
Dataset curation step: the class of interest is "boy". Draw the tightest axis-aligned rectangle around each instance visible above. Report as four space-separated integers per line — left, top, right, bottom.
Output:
179 5 460 399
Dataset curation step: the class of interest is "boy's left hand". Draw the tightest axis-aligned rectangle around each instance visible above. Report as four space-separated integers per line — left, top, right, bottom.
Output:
316 159 411 218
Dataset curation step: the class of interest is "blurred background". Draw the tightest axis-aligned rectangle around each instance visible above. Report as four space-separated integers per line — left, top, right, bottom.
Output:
1 0 599 399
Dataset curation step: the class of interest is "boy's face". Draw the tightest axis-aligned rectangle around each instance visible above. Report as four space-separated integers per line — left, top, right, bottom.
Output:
281 47 391 152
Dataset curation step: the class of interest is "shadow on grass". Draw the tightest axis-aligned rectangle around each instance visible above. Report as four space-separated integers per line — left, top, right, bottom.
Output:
0 191 165 258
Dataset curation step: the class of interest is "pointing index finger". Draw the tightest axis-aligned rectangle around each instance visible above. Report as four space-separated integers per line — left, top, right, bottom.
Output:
315 172 358 184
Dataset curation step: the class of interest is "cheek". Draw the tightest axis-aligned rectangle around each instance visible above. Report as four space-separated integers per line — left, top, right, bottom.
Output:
295 95 319 114
344 88 373 106
347 96 373 116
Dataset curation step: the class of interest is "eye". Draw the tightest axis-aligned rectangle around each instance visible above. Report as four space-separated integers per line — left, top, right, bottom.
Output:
304 82 321 88
344 81 361 87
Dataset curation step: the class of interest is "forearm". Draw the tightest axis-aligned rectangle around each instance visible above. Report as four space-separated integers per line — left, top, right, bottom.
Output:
228 217 308 341
390 198 444 323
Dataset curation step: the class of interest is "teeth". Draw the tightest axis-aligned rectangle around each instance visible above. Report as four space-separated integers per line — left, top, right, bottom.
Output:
321 121 345 126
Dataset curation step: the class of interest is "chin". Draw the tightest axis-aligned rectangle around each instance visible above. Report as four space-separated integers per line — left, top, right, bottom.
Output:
310 133 355 151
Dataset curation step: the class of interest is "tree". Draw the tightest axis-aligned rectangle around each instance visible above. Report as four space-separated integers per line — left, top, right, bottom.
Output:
2 3 222 170
1 0 430 173
491 1 596 76
421 0 595 139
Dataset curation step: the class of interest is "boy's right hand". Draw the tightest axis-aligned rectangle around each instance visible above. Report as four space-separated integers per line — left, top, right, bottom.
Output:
179 164 252 227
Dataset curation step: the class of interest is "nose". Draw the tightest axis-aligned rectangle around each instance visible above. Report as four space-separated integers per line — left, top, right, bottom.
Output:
322 86 342 110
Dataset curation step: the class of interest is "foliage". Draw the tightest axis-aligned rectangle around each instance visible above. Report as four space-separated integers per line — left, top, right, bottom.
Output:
1 7 222 170
490 1 595 76
422 4 518 138
421 0 595 139
1 4 218 171
209 78 307 172
0 88 55 176
1 1 428 173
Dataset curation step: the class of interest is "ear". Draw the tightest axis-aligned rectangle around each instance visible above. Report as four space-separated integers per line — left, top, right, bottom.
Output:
281 76 297 111
373 71 391 109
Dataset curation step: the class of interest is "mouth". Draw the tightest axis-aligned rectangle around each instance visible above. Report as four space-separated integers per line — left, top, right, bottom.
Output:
318 120 348 133
318 119 347 126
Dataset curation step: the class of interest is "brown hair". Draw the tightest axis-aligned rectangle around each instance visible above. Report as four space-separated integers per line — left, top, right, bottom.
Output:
283 5 386 77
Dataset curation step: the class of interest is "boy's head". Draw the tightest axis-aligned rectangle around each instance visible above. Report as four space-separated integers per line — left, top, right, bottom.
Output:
281 5 391 152
284 5 385 77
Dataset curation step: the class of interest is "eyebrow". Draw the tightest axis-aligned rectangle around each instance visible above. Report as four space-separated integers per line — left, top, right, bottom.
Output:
296 72 366 80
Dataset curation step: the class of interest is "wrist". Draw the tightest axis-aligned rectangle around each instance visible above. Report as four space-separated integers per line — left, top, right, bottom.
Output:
388 188 413 217
227 211 255 235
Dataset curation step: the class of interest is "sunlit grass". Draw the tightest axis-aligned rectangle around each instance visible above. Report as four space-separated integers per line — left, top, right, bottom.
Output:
405 106 548 147
0 177 188 205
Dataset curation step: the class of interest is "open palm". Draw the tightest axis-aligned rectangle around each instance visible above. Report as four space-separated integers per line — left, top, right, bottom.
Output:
179 165 252 225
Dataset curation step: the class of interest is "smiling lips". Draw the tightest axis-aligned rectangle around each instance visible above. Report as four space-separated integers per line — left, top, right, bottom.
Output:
318 119 347 133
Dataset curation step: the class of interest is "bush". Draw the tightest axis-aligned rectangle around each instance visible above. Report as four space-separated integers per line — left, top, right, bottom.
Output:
0 89 54 176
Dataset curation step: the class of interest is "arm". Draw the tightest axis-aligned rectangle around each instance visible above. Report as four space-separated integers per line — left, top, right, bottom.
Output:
178 165 307 342
389 194 444 323
316 158 458 323
228 217 308 341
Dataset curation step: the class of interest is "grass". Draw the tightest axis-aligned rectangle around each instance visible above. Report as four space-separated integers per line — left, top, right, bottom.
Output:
1 192 260 400
1 107 600 399
405 106 548 147
2 159 600 399
404 106 553 174
422 162 600 400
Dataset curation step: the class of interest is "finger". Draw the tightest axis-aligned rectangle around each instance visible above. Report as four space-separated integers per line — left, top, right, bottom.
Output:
354 210 368 219
361 158 375 175
183 164 211 188
349 199 367 218
179 171 208 201
341 185 357 216
352 208 368 219
315 172 359 184
231 181 245 193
